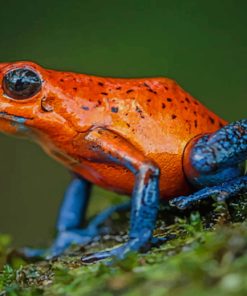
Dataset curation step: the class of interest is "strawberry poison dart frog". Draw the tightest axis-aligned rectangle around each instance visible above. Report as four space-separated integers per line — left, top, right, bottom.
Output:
0 61 246 262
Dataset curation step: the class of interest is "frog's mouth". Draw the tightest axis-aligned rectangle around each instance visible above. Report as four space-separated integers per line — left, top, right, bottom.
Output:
0 111 33 123
0 111 33 134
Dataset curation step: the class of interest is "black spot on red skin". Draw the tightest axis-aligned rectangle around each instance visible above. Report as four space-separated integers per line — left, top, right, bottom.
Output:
116 86 122 90
219 122 224 128
194 101 199 105
162 103 166 109
185 107 188 110
148 89 157 94
73 87 77 91
165 86 169 90
98 82 104 86
171 114 177 119
127 123 130 127
180 100 184 103
193 111 197 116
60 79 64 82
185 97 190 103
147 99 151 103
111 107 118 113
209 117 215 124
194 120 198 128
126 89 134 94
82 106 89 111
143 83 157 94
97 100 102 105
101 92 108 96
167 98 172 102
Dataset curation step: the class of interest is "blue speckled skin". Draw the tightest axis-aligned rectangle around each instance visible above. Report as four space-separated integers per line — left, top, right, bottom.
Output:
171 119 247 209
191 120 246 173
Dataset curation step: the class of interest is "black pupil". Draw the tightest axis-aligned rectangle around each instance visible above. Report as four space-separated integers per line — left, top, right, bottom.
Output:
3 68 42 100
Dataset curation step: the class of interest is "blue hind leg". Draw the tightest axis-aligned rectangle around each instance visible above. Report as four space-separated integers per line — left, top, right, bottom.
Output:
171 119 247 209
170 175 247 209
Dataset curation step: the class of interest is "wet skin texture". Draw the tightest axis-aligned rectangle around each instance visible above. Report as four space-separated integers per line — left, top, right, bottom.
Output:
0 61 246 261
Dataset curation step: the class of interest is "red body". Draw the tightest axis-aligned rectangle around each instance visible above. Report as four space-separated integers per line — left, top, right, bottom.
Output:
0 62 227 199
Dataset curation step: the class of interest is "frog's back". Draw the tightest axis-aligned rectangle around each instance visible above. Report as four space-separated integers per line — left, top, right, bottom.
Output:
125 77 227 148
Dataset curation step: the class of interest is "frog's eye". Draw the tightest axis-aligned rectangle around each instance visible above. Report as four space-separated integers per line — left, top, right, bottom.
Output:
2 68 42 100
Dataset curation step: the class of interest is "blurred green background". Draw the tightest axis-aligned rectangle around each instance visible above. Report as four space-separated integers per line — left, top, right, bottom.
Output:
0 0 246 247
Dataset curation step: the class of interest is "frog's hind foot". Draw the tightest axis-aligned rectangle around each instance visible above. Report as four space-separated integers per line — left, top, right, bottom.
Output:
170 175 247 210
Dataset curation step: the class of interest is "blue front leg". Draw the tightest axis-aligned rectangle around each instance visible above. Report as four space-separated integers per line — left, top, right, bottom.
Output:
22 176 93 258
80 128 173 263
56 176 91 232
82 164 166 263
23 176 131 258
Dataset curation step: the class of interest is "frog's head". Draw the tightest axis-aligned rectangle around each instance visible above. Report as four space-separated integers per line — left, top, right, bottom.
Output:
0 61 76 143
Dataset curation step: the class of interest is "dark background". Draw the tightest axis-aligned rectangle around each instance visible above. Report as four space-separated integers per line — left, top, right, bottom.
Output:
0 0 246 246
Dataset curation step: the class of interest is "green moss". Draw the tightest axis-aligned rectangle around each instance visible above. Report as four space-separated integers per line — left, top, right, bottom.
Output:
1 196 247 296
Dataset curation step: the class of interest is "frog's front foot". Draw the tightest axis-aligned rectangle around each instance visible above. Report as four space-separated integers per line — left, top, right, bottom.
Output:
81 233 173 263
21 200 131 259
21 227 99 259
170 176 247 210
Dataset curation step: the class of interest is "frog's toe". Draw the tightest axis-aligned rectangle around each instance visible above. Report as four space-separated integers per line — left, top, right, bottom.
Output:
169 192 213 210
82 235 175 264
169 195 190 210
19 247 46 259
150 234 176 246
82 242 140 264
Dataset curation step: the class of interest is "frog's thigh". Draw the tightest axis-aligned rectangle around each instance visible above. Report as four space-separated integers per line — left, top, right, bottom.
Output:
85 128 152 172
190 119 247 174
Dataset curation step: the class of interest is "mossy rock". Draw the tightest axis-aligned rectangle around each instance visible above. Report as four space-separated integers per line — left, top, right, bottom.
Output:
0 195 247 296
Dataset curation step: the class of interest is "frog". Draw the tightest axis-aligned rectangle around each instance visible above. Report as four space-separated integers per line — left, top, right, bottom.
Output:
0 61 246 262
